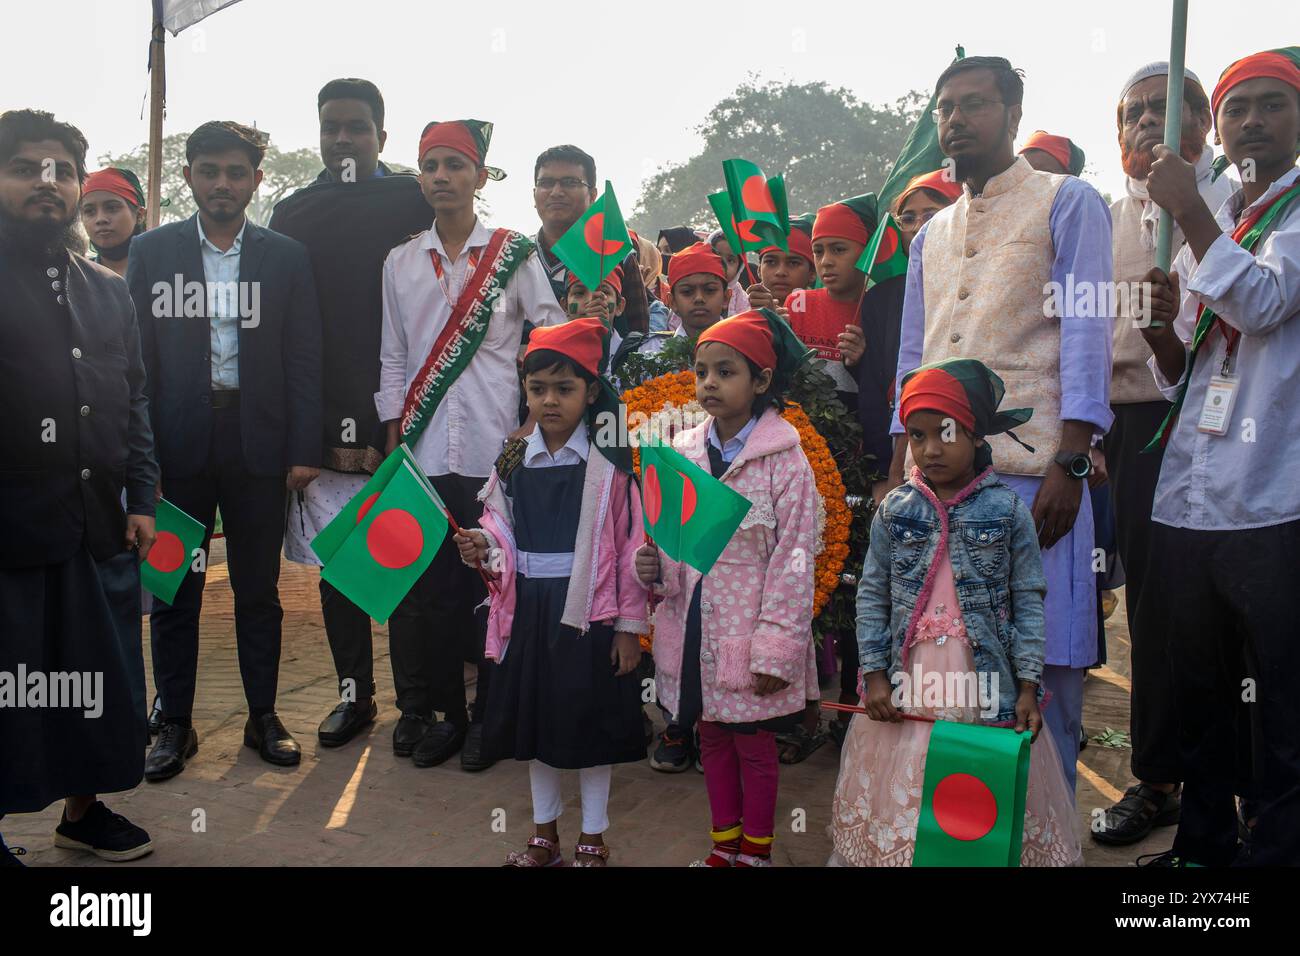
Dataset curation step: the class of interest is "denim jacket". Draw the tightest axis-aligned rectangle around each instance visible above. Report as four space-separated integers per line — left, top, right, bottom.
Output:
855 466 1047 723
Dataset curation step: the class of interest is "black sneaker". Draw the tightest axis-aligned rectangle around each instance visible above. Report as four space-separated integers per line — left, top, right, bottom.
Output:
1 833 26 867
53 802 153 862
650 726 691 773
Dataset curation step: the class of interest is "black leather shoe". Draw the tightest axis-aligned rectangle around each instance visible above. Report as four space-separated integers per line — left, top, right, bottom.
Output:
318 699 378 748
144 722 198 782
1092 783 1181 846
412 720 466 768
147 694 164 738
459 722 495 772
393 712 430 757
244 712 302 767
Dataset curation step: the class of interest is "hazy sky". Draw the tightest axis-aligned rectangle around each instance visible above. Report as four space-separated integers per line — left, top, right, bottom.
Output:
4 0 1298 228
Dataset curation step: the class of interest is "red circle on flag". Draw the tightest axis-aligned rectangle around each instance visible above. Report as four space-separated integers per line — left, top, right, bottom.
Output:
734 217 762 244
874 227 899 264
356 491 381 523
679 473 696 524
741 175 777 214
366 508 424 569
644 465 662 525
931 772 998 841
147 531 186 573
583 212 625 257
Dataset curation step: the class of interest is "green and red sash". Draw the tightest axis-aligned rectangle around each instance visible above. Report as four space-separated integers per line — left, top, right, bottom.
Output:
399 227 534 446
1145 181 1300 452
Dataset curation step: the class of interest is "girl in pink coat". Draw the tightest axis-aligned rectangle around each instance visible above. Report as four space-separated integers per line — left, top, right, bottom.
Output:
636 310 820 867
458 318 649 868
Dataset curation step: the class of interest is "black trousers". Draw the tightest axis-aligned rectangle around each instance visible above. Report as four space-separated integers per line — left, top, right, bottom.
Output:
1109 400 1181 783
1138 519 1300 866
150 403 287 719
319 579 374 700
386 473 491 724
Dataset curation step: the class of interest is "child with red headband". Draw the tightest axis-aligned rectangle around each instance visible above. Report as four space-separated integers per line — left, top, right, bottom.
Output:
78 167 146 277
634 241 731 360
829 357 1080 867
456 317 648 867
747 220 815 316
635 309 820 866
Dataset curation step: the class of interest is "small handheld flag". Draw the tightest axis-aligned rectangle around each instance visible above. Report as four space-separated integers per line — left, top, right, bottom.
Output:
855 213 908 286
640 441 751 575
550 180 631 293
141 498 206 605
722 159 789 254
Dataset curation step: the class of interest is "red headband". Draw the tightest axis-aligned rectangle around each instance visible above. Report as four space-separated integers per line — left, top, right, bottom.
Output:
695 310 777 371
1212 51 1300 118
759 228 813 266
566 263 624 296
82 168 142 208
526 316 606 377
418 121 480 165
1018 131 1073 172
896 168 963 209
899 367 975 433
812 203 870 246
667 241 727 288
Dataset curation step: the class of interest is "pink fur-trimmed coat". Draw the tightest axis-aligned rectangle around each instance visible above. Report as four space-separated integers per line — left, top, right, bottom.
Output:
651 407 820 724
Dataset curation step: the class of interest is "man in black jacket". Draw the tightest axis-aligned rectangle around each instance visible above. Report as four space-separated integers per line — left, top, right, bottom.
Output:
269 79 433 752
0 109 158 865
128 121 323 780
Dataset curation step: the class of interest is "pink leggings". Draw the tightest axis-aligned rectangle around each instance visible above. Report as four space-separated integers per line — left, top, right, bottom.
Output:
698 720 779 838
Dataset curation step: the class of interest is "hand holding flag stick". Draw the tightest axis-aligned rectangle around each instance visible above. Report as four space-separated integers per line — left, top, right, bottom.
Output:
439 502 500 597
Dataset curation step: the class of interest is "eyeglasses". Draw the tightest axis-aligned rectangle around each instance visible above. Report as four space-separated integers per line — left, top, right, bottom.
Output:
895 209 939 230
534 177 590 192
931 96 1004 124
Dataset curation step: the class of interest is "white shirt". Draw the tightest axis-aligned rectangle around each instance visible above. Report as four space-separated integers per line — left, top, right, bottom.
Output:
1150 166 1300 531
198 216 247 390
523 423 589 468
707 414 757 464
376 219 565 478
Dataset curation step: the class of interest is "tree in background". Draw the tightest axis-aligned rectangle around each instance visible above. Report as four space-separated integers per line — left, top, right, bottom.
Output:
99 132 321 226
631 78 926 233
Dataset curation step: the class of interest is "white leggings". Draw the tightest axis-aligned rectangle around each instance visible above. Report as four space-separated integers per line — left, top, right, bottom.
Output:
529 760 612 834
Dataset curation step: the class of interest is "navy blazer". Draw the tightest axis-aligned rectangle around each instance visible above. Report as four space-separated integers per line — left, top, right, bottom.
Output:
127 214 323 480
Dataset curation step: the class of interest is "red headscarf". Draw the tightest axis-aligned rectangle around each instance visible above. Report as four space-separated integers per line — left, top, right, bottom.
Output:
811 203 870 245
759 228 814 266
525 316 606 377
1212 50 1300 118
898 366 976 433
895 168 963 210
566 263 623 296
418 121 481 165
694 310 777 370
82 168 143 208
667 241 726 288
1018 131 1074 173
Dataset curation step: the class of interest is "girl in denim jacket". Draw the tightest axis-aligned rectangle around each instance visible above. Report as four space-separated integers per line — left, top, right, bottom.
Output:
828 358 1080 867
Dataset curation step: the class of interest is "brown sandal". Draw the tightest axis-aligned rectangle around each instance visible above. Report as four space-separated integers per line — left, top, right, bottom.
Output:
503 836 564 867
570 842 609 867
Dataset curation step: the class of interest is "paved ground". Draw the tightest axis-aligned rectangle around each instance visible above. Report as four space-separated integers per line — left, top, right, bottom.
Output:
6 542 1172 866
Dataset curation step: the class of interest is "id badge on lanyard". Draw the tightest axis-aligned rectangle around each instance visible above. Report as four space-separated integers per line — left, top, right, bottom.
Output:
1196 329 1241 437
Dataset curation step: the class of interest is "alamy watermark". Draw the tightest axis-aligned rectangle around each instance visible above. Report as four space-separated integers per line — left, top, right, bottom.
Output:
0 665 102 718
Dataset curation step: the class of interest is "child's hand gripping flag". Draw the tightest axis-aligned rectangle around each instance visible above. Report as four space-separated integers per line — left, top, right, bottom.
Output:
639 440 751 575
550 180 631 293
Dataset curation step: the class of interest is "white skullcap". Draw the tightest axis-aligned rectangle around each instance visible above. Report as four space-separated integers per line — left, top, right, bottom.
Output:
1120 61 1206 101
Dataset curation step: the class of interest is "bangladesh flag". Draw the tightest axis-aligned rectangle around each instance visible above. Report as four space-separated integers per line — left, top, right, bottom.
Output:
708 190 767 257
311 443 409 565
140 497 206 604
855 213 908 286
318 447 450 623
913 720 1032 867
877 45 965 213
640 441 751 574
550 180 631 293
722 159 789 253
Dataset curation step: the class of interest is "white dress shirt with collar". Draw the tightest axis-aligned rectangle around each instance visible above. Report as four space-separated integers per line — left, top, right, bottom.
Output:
1150 166 1300 531
376 218 565 479
707 414 758 464
523 422 589 469
198 215 247 390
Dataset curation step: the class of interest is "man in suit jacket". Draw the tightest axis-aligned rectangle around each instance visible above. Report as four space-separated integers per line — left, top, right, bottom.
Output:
0 109 157 865
127 121 323 780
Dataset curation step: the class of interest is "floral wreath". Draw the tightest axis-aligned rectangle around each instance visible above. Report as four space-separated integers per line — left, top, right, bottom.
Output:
621 371 851 649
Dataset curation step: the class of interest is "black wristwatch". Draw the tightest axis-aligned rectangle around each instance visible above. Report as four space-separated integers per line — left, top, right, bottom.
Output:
1053 450 1092 480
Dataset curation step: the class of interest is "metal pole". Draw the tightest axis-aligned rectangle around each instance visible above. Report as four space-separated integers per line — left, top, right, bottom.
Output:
147 20 165 228
1155 0 1189 272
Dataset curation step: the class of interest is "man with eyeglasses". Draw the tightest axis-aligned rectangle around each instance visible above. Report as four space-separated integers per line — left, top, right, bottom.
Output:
532 145 648 337
886 56 1115 797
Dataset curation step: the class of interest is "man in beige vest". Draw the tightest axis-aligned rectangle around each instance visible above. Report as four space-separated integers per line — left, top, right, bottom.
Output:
1094 62 1234 850
887 56 1115 796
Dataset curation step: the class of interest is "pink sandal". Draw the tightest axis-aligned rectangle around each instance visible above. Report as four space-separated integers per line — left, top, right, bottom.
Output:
570 843 610 867
503 836 564 867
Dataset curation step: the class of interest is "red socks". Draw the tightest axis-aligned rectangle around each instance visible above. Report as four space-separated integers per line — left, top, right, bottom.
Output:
704 823 742 867
734 833 774 867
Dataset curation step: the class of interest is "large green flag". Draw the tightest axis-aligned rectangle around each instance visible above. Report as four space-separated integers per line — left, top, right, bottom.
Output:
318 448 450 623
855 213 908 286
640 441 751 574
311 443 409 565
708 190 768 257
877 45 966 214
140 497 206 604
913 720 1032 867
550 180 631 292
722 159 789 253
